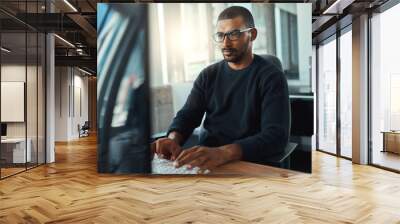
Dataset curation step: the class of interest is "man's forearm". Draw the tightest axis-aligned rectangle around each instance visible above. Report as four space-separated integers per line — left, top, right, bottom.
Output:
167 131 184 146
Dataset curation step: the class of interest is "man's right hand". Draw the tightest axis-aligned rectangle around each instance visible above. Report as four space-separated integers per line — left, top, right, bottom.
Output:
150 137 182 161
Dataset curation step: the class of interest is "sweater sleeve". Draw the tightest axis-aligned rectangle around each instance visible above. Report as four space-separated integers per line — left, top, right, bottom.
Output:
234 69 290 163
167 71 207 145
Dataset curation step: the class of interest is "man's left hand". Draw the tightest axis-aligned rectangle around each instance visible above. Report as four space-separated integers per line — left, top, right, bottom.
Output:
174 144 242 173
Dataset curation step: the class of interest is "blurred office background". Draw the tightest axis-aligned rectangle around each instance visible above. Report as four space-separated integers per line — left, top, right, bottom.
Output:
147 3 312 134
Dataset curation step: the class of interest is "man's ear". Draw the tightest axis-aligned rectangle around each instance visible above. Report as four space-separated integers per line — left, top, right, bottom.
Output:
250 28 257 41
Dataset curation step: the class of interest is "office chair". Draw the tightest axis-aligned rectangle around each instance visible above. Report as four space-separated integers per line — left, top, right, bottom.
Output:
258 54 297 169
264 142 297 169
79 121 90 138
260 54 284 72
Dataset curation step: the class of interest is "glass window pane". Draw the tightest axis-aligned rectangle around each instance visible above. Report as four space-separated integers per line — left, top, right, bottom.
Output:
340 30 352 158
0 1 46 179
312 45 317 151
1 30 28 177
318 37 337 154
26 0 41 169
38 33 46 165
27 31 38 169
181 4 209 82
371 4 400 171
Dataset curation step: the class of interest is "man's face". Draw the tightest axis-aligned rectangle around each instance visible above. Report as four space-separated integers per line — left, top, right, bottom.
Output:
216 17 253 63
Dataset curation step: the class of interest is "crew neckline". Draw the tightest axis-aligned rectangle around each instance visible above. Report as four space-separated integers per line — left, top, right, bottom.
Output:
224 54 258 73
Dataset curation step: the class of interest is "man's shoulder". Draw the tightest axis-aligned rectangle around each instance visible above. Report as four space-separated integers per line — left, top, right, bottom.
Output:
195 60 224 82
201 60 224 75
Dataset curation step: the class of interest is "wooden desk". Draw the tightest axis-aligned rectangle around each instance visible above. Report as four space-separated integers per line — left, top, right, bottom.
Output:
0 138 32 163
211 160 299 176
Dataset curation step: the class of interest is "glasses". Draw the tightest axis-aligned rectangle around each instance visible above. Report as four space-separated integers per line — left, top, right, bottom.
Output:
213 28 253 43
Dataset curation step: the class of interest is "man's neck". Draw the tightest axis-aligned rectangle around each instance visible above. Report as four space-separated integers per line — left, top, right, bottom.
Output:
227 53 254 70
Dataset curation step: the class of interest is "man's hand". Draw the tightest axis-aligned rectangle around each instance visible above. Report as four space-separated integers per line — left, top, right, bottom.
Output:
150 137 182 161
174 144 242 172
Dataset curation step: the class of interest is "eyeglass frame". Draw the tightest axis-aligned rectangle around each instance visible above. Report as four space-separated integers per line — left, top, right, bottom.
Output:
212 27 254 43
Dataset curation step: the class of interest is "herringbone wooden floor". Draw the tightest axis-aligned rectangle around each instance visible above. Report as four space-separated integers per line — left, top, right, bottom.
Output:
1 135 400 223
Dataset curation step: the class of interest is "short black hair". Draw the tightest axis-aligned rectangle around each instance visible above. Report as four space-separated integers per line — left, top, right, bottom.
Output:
217 6 255 28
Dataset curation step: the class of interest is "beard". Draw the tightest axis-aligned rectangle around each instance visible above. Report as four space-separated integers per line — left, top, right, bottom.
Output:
221 40 250 63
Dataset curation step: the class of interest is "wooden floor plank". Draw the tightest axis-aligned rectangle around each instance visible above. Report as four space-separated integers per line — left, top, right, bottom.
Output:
1 135 400 223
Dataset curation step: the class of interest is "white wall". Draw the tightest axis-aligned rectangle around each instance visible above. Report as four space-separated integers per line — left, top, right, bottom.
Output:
54 67 89 141
1 63 46 163
1 65 38 137
171 82 193 115
1 65 26 141
72 73 89 138
55 67 68 141
1 64 26 81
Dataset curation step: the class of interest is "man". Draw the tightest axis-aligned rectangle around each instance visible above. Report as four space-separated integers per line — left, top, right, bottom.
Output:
151 6 290 172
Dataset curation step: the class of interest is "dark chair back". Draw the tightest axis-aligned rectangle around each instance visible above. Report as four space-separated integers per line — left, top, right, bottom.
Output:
260 54 283 72
82 121 90 130
265 142 298 169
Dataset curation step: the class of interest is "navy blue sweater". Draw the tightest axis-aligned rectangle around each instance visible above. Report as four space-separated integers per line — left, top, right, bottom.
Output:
168 54 290 164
